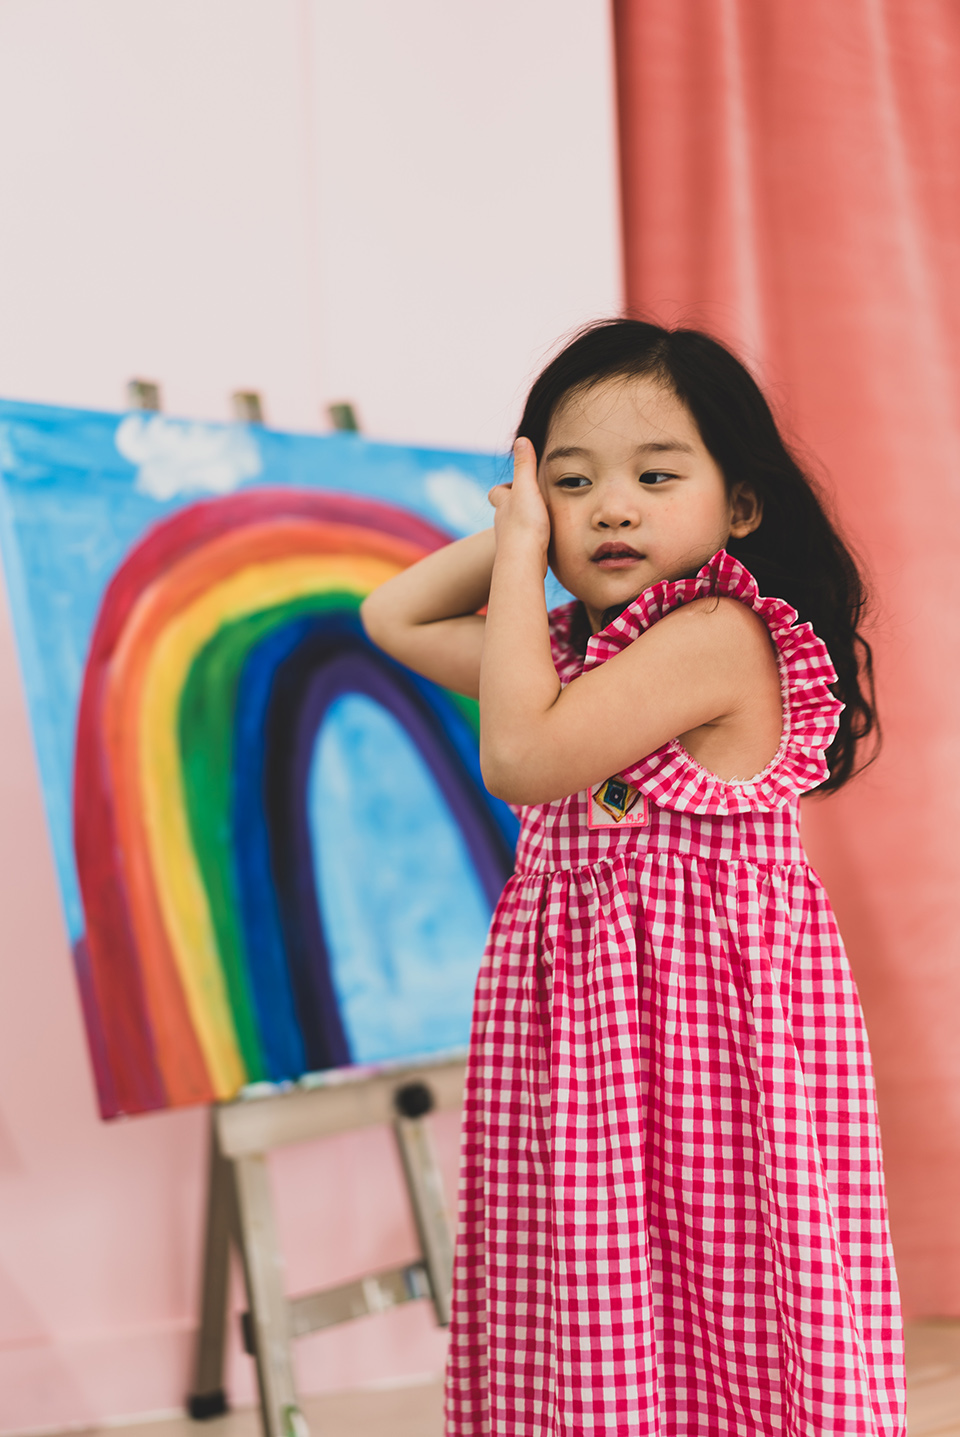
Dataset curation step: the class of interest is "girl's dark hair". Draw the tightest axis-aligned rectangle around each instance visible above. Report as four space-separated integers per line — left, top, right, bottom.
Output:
516 318 878 792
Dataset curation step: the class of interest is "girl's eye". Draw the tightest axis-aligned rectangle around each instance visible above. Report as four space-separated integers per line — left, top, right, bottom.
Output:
639 470 676 486
556 475 591 490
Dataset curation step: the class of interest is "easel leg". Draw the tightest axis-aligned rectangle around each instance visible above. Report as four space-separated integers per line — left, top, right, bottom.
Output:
188 1107 232 1419
393 1086 454 1327
232 1153 302 1437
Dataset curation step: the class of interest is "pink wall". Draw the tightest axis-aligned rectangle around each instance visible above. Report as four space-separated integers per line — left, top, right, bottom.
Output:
0 2 620 1428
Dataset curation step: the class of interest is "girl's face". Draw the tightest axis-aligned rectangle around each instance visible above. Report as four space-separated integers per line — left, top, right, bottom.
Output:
539 374 761 631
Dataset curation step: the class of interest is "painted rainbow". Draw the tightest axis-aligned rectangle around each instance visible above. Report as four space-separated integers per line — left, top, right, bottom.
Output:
73 488 516 1117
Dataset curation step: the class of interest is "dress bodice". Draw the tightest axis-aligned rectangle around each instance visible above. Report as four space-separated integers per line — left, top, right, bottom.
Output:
514 551 843 876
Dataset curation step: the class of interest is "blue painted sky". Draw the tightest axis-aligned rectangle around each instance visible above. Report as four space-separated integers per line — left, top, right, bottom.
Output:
310 694 490 1061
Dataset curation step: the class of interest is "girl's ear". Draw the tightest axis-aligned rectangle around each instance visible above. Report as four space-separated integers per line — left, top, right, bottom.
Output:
729 483 763 539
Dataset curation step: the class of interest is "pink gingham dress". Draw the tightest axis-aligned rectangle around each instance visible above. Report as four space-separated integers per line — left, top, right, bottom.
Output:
445 551 905 1437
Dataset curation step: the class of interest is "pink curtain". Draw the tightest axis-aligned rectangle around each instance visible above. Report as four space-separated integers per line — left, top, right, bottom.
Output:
613 0 960 1316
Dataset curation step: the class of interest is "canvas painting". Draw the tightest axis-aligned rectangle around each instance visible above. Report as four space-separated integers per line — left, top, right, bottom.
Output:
0 401 519 1118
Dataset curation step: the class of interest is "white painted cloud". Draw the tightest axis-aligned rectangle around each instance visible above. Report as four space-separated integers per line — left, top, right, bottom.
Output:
423 466 492 535
115 414 262 501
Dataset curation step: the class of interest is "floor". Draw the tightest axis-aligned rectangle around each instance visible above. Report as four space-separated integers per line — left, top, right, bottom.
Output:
51 1321 960 1437
908 1321 960 1436
95 1383 445 1437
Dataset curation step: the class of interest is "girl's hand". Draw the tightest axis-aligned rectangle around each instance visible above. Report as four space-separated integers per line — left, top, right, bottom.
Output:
488 437 551 553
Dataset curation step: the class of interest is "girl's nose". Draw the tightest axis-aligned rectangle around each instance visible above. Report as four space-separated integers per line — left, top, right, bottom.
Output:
594 481 640 529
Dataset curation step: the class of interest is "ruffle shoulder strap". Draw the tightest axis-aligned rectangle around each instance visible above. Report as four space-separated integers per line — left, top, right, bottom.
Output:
582 550 844 814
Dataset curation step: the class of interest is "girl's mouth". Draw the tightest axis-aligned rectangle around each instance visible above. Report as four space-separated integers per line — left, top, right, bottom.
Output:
591 543 644 570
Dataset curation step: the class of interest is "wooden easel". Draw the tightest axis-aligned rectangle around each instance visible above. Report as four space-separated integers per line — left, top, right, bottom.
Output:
187 1053 465 1437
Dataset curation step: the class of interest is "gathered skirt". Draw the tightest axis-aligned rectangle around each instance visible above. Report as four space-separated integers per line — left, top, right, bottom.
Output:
443 843 906 1436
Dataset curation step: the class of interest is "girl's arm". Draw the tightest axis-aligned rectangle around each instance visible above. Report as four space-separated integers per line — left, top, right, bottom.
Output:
480 441 781 805
360 527 494 698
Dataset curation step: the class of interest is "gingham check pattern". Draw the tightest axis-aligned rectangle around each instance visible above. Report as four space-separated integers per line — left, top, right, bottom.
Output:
445 553 906 1436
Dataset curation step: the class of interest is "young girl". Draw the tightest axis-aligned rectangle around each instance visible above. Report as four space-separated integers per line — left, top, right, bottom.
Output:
361 320 906 1437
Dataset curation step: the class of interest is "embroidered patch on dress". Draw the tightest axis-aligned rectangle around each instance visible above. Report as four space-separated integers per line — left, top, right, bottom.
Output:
587 776 649 829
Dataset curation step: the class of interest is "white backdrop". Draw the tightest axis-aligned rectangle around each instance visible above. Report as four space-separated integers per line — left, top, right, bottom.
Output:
0 0 619 448
0 0 620 1426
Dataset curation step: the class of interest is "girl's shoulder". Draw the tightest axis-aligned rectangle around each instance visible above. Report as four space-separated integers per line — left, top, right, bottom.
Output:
552 550 844 814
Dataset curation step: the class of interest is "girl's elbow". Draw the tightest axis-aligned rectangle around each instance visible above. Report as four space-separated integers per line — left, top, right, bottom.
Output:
481 765 518 804
480 744 518 803
358 592 378 637
480 745 550 805
359 592 391 649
